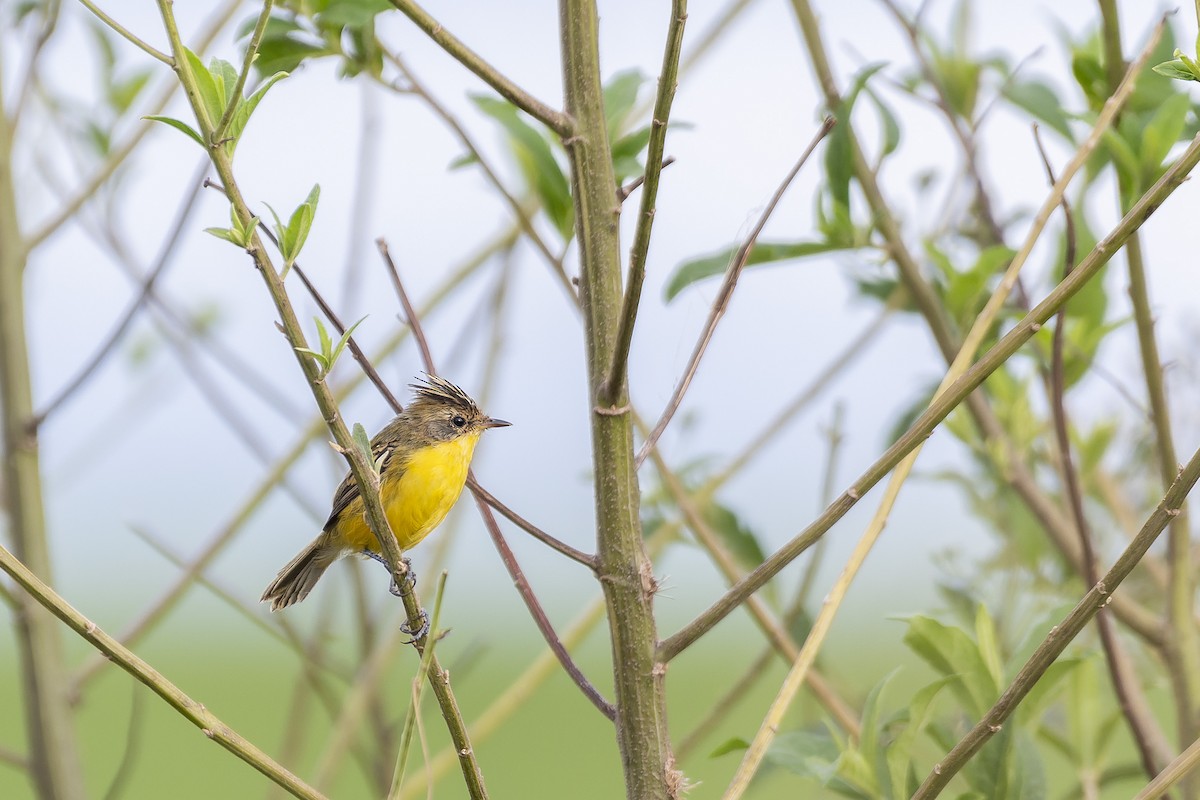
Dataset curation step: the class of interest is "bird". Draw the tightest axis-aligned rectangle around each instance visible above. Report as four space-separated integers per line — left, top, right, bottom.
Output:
261 375 509 613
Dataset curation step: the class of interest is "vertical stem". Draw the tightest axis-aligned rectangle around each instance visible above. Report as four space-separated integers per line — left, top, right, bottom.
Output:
0 71 86 800
1096 0 1200 749
559 2 676 798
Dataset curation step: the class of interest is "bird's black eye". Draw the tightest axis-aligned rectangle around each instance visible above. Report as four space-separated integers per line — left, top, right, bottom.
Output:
451 415 467 428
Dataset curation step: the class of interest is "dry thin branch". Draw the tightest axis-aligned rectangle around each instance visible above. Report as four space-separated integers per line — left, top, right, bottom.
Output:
635 116 835 466
616 157 676 203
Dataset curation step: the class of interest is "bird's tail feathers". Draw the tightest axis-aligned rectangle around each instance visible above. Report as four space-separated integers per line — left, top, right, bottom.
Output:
260 535 341 612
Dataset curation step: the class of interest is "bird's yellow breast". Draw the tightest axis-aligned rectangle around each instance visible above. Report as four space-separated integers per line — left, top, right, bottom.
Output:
336 434 480 554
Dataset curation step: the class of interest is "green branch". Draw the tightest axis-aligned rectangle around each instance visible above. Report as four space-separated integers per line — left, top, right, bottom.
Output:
601 0 687 403
388 0 571 136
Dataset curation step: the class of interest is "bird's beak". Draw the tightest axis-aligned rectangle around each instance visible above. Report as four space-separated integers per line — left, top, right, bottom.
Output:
484 417 511 429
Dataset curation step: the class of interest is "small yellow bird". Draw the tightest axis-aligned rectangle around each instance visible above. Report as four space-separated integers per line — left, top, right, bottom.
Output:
261 375 509 612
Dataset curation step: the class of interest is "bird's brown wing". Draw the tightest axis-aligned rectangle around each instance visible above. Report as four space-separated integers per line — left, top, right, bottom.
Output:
322 424 404 532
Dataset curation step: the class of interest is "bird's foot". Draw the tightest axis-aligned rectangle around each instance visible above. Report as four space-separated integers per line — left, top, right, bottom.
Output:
364 551 417 595
400 608 430 643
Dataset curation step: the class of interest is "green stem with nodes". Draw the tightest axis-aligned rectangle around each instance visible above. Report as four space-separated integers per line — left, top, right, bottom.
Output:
602 0 687 403
153 3 487 796
388 0 571 136
559 0 675 796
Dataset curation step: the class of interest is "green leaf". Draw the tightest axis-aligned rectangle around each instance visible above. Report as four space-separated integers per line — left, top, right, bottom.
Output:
665 240 848 301
282 184 320 266
1140 91 1190 181
211 58 238 116
702 501 766 572
1071 53 1108 111
327 315 366 373
826 62 888 208
109 69 152 115
866 88 902 158
611 124 654 182
351 422 374 470
1100 128 1140 193
144 115 205 149
317 0 392 28
252 17 331 76
184 48 222 129
224 71 289 155
888 677 953 799
1153 59 1199 82
902 615 997 715
603 69 645 139
764 730 840 777
448 152 480 170
858 670 900 781
204 227 243 245
472 95 573 240
314 317 333 362
1019 656 1083 723
974 604 1004 689
294 346 328 370
1002 80 1074 141
709 737 749 758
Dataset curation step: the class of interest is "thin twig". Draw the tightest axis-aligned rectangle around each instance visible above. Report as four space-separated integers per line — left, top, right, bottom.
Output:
377 239 436 375
76 0 172 64
386 0 571 136
912 439 1200 798
1134 736 1200 800
1034 126 1170 779
616 157 676 204
678 405 846 761
635 116 836 466
601 0 688 404
465 478 595 567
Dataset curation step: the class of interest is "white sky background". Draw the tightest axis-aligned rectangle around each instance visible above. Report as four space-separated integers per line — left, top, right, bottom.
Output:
6 0 1200 649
